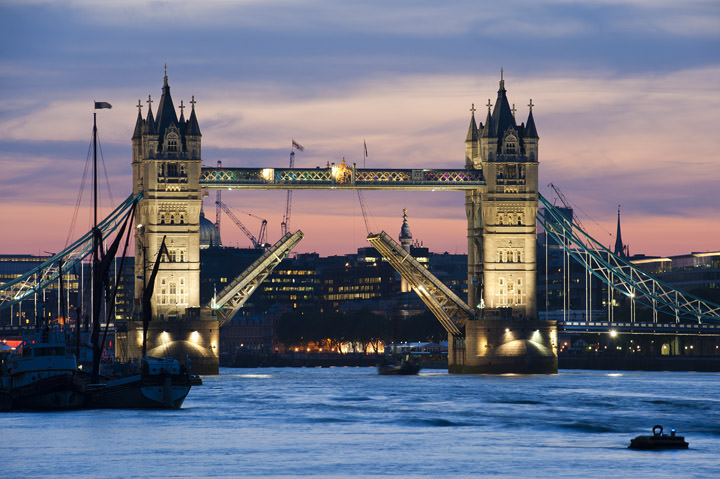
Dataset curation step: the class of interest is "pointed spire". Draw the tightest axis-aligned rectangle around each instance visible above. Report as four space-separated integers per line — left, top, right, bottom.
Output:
525 99 538 138
132 99 144 139
614 205 625 258
187 95 201 136
481 99 494 138
144 95 155 134
466 103 478 142
491 69 517 138
179 99 186 123
155 68 179 139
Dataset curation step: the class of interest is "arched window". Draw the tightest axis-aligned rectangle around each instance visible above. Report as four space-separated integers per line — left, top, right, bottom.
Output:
167 134 178 153
503 134 518 154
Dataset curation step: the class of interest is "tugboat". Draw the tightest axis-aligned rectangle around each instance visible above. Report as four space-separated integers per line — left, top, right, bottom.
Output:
629 425 689 450
377 354 421 375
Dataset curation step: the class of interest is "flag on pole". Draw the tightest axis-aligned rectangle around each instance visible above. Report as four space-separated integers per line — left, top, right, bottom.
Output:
363 139 368 168
292 139 304 151
94 101 112 109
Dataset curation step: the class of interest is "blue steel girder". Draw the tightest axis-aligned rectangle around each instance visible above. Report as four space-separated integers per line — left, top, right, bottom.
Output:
0 193 142 310
199 167 484 190
537 193 720 324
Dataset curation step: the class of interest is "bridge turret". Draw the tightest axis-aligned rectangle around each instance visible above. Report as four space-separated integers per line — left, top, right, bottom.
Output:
185 98 202 159
465 105 479 168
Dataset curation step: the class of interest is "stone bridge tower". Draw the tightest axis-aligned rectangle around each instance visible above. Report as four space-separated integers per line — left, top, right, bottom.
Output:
465 72 538 319
131 71 202 320
458 73 555 373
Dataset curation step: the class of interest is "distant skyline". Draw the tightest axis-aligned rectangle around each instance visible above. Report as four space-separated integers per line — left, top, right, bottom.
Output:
1 0 719 257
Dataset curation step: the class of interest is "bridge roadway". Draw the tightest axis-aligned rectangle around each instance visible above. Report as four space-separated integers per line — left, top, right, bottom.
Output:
199 166 484 190
559 320 720 336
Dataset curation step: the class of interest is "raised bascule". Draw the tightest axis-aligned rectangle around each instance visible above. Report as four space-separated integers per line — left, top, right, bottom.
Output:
123 70 557 374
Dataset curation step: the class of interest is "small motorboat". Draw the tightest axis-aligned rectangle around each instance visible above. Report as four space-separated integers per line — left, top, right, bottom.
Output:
629 425 688 450
377 355 421 375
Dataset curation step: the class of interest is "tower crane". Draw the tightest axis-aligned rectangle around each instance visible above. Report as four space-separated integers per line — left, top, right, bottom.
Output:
217 201 268 249
247 212 268 246
215 160 222 231
281 140 303 236
547 182 586 231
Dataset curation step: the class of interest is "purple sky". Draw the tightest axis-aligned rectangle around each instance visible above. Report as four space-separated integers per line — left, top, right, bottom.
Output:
1 0 719 257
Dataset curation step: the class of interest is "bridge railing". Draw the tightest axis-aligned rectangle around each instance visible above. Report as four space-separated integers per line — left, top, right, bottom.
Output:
537 193 720 324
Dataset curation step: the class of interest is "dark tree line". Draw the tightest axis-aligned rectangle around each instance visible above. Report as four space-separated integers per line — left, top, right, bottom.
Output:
277 308 448 352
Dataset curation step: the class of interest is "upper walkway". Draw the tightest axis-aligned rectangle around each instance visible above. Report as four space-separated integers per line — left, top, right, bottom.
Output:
199 166 484 190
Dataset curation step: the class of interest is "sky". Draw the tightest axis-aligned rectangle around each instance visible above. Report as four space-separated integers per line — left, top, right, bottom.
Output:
1 0 719 258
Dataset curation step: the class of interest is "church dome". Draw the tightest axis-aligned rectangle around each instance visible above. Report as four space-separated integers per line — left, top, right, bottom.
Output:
199 210 221 249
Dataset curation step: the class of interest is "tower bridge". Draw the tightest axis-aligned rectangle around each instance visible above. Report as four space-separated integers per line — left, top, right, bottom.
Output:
124 70 551 374
4 72 719 374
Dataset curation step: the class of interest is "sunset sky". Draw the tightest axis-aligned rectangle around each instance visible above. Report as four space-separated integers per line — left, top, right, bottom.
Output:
1 0 719 257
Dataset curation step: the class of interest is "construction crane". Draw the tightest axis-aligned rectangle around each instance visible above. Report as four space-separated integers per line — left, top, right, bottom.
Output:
281 140 303 236
217 201 267 249
247 212 268 246
215 160 222 231
547 182 586 231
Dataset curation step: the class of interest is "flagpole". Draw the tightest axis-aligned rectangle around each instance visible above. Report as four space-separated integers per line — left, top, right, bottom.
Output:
363 139 367 168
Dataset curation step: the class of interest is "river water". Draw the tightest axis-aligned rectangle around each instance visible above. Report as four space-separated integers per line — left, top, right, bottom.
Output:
2 368 718 478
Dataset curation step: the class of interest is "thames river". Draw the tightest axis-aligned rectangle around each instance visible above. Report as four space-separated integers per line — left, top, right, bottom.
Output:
2 368 718 478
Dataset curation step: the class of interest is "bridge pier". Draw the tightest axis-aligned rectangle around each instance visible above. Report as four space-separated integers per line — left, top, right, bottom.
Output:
116 309 219 375
449 316 557 374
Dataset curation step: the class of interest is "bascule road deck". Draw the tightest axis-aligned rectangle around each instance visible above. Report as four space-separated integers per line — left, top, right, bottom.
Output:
199 166 485 190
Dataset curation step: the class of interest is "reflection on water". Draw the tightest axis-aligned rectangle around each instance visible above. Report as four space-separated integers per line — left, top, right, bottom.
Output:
2 368 718 479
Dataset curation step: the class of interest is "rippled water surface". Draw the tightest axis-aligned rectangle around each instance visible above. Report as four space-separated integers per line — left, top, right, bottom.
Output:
2 368 719 478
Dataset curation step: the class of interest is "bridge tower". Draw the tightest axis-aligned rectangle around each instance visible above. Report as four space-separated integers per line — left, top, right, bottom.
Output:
466 72 538 317
122 71 219 373
460 72 556 373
